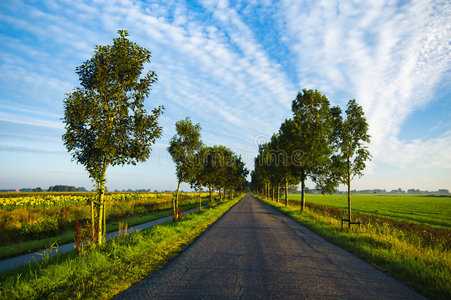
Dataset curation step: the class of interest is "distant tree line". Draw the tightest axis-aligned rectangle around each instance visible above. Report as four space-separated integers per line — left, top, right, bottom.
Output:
0 186 88 192
251 89 371 227
47 185 87 192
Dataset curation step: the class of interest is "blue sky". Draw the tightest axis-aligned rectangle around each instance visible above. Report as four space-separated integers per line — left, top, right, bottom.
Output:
0 0 450 192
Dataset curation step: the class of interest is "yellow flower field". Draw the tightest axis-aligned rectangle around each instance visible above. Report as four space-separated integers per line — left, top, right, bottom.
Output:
0 192 212 210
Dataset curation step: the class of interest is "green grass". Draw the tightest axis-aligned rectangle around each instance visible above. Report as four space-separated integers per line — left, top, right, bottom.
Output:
288 193 451 229
0 196 242 299
259 195 451 300
0 200 211 260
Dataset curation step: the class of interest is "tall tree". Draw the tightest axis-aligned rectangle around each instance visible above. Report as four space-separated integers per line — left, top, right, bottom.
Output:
62 30 163 245
224 153 248 198
254 145 270 199
168 117 203 220
276 121 301 206
328 99 371 227
280 89 332 212
289 89 334 212
196 146 219 204
251 141 278 200
196 146 213 204
190 149 206 211
210 145 237 202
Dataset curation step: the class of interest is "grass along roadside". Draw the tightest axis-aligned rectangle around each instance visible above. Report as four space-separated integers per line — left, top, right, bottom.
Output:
0 195 243 299
0 199 211 260
257 195 450 300
0 193 217 249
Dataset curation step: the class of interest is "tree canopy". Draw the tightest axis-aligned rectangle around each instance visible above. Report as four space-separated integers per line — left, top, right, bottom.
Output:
168 117 203 220
326 99 371 225
288 89 334 212
63 30 163 244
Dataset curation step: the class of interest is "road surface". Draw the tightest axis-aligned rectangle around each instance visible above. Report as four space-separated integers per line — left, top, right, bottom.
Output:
116 194 425 299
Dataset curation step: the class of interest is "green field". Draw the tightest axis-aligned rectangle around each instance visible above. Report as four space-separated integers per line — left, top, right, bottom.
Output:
287 193 451 229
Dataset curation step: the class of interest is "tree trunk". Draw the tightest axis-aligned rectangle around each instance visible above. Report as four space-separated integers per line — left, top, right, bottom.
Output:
219 187 222 202
199 186 202 211
271 184 274 201
97 186 105 246
347 157 351 228
175 181 181 221
103 199 106 238
209 185 213 205
284 178 288 206
172 192 176 219
90 199 94 243
97 166 107 246
277 183 280 203
300 171 306 213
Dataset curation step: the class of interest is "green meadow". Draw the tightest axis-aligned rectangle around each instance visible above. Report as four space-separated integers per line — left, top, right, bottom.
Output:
288 193 451 229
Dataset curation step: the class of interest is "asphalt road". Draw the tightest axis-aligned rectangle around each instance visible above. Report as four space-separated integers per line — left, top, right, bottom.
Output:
115 194 425 299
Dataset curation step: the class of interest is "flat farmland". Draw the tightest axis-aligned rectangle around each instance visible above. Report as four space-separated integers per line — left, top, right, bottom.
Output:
0 192 215 259
288 193 451 229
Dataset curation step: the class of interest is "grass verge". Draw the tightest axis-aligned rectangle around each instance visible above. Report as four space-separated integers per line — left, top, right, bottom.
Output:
257 195 450 300
0 196 242 299
0 200 211 260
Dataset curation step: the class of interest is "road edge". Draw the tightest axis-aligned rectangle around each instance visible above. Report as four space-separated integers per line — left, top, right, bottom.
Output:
251 194 432 299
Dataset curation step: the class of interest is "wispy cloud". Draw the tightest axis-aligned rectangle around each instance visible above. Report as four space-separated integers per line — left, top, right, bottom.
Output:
0 115 62 130
0 143 65 154
0 0 449 191
280 0 451 168
92 0 298 144
379 130 451 168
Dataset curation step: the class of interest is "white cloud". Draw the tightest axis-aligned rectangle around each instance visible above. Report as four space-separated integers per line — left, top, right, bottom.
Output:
280 0 451 169
0 115 62 130
379 130 451 168
0 143 65 154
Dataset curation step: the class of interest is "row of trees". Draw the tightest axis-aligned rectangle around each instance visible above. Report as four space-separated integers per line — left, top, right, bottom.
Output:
62 30 246 245
168 117 248 221
251 89 371 227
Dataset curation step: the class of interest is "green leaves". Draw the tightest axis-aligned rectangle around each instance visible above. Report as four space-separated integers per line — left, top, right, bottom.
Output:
251 90 371 199
332 99 372 182
168 117 203 183
62 31 163 184
290 89 334 173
